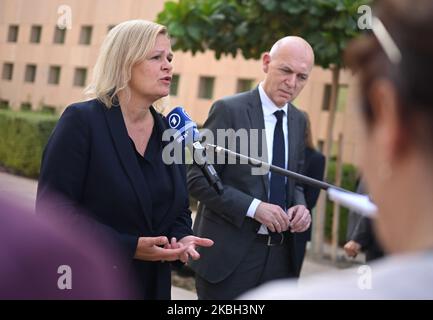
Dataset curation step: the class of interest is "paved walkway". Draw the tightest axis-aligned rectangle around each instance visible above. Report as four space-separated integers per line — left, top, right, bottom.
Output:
0 171 37 211
1 171 360 300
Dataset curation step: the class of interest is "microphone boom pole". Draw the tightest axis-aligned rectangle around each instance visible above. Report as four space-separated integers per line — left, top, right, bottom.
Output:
206 143 345 192
206 143 378 217
165 106 377 217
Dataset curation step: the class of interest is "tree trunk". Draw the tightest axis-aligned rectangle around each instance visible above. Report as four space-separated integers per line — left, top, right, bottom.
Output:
331 133 343 262
312 66 340 257
324 66 340 179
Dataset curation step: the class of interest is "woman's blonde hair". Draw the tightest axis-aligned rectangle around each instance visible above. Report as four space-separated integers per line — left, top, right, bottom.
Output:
85 20 167 108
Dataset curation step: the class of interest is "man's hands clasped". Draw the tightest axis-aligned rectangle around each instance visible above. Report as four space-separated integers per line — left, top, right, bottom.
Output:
254 202 311 233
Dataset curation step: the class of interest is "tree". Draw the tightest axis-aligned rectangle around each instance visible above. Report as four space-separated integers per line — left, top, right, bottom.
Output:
158 0 370 255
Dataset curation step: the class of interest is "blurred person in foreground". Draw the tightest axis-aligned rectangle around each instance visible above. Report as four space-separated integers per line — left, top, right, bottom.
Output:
0 194 136 299
36 20 213 300
241 0 433 299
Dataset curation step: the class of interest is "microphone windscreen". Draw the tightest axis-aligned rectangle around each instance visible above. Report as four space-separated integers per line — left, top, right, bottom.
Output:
166 106 200 145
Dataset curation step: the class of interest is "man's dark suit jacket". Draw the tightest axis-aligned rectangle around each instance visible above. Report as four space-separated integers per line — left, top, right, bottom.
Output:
348 181 384 262
36 99 192 299
352 216 385 262
187 88 307 283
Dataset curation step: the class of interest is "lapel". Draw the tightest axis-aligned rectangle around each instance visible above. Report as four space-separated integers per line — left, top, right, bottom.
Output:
286 103 298 204
287 103 297 171
246 88 269 197
103 103 153 232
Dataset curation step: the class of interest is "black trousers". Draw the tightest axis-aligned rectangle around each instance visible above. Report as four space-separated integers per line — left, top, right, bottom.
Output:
195 232 296 300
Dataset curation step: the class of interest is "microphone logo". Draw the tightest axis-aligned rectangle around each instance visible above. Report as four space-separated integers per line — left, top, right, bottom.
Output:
168 113 181 129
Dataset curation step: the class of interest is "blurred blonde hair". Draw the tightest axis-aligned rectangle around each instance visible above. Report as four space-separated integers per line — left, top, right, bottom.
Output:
85 20 167 109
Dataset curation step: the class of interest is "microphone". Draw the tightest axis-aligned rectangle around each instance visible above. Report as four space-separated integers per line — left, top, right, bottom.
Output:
165 107 377 216
166 107 224 195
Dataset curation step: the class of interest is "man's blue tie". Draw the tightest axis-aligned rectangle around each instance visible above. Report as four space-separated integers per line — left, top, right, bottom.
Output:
268 110 286 241
269 110 286 208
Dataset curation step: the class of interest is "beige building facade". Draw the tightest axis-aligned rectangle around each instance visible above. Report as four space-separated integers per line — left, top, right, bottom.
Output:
0 0 364 165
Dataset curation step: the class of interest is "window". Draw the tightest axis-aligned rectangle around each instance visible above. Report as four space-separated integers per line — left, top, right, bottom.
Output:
198 76 215 99
317 140 325 153
170 74 180 96
48 66 61 85
41 105 56 114
7 25 19 42
79 26 93 45
30 25 42 43
20 102 32 111
24 64 37 83
236 78 254 93
321 84 348 112
0 100 10 110
53 27 66 44
336 85 348 112
73 68 87 87
2 63 14 80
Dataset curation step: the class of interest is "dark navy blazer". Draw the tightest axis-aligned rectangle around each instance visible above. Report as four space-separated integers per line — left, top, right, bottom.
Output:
36 99 192 299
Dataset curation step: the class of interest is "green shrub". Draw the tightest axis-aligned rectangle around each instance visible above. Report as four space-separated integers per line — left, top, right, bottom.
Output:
40 105 57 115
0 110 58 178
20 102 32 111
324 160 359 245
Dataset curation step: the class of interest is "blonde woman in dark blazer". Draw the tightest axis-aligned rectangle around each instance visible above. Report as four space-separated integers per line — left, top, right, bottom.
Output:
36 20 212 300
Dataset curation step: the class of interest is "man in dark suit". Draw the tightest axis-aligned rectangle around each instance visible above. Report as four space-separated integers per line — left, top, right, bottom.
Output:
345 216 385 262
344 182 384 262
187 36 315 299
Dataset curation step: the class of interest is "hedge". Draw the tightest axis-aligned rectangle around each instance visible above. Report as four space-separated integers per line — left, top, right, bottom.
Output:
0 110 58 178
324 160 359 245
